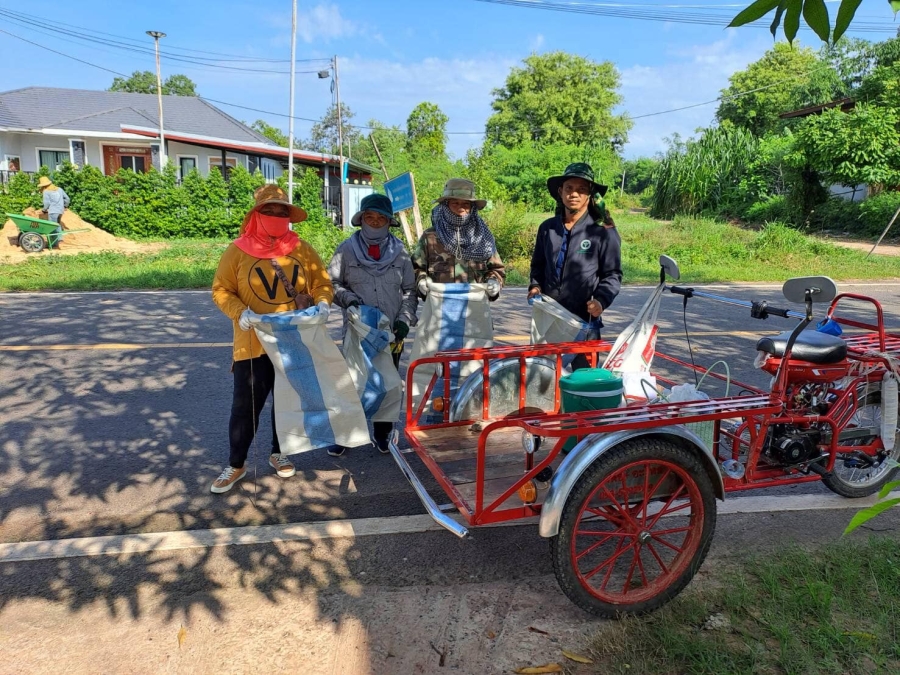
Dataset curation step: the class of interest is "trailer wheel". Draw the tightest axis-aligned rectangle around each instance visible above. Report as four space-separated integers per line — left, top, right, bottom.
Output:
550 437 716 618
19 232 44 253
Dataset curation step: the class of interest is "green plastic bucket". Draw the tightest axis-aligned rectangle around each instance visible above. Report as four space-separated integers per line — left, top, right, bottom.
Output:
559 368 623 452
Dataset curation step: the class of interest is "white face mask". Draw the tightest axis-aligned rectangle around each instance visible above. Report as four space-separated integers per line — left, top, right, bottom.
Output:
361 222 389 241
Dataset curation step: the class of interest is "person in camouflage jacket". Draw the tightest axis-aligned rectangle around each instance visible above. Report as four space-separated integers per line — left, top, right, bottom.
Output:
412 178 505 299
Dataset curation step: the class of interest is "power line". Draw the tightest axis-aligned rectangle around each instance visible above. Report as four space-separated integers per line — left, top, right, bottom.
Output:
0 28 127 77
0 9 330 73
473 0 898 33
0 6 331 64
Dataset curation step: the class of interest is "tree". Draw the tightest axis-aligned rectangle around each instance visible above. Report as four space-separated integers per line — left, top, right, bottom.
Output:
306 103 361 156
716 42 841 137
819 37 877 96
729 0 899 46
406 102 449 159
109 71 198 96
622 157 658 195
249 120 296 148
790 103 900 188
485 51 631 151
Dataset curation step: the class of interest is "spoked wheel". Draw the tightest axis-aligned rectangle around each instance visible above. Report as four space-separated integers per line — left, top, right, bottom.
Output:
550 438 717 618
824 386 900 498
19 232 44 253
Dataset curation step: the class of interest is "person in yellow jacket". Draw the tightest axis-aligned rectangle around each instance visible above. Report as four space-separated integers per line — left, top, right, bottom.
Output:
210 184 334 493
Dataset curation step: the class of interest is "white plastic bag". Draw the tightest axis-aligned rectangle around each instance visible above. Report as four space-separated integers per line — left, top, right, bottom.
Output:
603 282 663 374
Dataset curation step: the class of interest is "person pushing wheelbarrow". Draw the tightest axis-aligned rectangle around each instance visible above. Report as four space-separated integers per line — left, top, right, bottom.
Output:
37 176 70 239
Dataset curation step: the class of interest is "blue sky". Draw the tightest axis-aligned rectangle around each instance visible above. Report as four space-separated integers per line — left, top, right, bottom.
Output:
1 0 897 159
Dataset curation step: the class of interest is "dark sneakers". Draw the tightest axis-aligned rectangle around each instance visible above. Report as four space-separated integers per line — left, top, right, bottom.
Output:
327 445 346 457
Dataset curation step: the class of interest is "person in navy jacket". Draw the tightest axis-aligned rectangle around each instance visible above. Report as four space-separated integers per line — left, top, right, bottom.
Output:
529 162 622 370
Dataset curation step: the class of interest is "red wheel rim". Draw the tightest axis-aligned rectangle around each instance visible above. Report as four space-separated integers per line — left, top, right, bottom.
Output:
569 459 705 605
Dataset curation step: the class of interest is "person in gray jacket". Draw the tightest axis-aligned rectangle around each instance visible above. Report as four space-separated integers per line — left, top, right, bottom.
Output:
327 193 417 455
38 176 70 237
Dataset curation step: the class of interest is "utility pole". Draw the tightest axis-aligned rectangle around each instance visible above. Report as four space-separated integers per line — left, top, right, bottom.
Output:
146 31 167 168
334 54 345 227
287 0 298 203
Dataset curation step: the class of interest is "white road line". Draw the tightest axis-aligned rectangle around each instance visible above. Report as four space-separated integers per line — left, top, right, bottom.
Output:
2 491 896 564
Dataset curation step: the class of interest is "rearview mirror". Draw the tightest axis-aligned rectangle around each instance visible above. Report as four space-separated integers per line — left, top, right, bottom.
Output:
783 276 837 304
659 255 680 281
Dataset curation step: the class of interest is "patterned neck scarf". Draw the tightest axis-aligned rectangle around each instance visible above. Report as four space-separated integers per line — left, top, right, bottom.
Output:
431 203 496 262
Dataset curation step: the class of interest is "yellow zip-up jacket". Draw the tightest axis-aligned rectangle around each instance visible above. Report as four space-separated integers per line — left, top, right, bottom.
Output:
212 241 334 362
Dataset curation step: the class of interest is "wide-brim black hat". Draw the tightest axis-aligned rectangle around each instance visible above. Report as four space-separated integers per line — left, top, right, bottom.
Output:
547 162 609 200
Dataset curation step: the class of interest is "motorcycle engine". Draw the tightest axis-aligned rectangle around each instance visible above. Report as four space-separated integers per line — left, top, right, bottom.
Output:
767 428 822 465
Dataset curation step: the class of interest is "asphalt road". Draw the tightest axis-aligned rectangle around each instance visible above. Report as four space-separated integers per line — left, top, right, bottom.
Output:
2 281 900 543
3 280 900 673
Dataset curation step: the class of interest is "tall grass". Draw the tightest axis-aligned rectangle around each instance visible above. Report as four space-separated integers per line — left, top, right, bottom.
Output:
652 127 758 218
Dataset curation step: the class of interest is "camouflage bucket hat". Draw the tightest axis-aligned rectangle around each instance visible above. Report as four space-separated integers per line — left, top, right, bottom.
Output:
547 162 609 200
434 178 487 210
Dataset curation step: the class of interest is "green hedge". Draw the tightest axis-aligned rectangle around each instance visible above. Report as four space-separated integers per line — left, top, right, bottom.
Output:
1 163 335 241
810 191 900 238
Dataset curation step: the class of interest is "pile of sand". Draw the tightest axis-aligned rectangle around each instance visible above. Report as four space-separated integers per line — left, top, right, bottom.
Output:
1 208 162 263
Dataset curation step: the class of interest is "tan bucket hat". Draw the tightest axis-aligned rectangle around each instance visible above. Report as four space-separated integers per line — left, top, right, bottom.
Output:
434 178 487 210
241 184 307 230
37 176 53 190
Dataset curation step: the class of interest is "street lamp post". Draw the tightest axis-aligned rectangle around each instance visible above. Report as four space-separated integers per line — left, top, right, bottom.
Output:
146 30 167 168
287 0 297 203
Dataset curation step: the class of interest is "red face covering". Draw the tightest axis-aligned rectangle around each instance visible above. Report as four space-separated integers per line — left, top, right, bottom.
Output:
258 214 290 238
233 211 299 258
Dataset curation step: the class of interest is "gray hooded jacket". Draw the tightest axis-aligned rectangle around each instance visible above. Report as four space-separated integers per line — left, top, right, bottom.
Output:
327 236 418 338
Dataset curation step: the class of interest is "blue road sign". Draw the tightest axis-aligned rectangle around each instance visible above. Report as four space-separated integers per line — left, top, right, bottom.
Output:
383 172 415 212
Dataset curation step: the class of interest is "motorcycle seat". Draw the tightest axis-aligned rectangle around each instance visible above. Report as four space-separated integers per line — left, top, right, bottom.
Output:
756 330 847 364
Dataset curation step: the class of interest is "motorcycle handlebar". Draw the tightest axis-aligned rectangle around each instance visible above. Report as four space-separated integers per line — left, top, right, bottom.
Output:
665 285 806 320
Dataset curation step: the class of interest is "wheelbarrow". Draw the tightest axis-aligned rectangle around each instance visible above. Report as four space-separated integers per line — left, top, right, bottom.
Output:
5 213 90 253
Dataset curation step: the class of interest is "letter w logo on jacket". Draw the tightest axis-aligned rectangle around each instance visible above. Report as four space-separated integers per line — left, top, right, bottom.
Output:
254 263 300 300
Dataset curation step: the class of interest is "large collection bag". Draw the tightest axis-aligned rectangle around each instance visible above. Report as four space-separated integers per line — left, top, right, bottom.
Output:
253 307 370 453
343 305 404 423
409 281 493 412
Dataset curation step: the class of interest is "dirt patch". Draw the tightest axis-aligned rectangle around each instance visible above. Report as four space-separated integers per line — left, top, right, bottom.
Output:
821 238 900 256
1 208 163 264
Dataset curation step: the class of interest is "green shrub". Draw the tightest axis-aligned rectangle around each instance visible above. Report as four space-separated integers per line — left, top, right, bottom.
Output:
484 201 536 261
745 195 788 223
808 197 862 233
0 164 343 250
0 171 41 215
857 191 900 238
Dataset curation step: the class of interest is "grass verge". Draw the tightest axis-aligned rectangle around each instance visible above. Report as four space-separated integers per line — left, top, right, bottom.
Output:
0 239 228 291
0 214 897 291
499 212 900 287
589 537 900 675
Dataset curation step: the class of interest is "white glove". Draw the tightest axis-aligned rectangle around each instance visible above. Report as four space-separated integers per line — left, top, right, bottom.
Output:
417 278 428 297
485 277 501 299
238 308 259 331
317 300 330 319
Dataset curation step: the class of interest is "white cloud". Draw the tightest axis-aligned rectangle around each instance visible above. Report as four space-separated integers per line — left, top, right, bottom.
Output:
619 30 772 158
338 55 517 158
530 34 545 51
297 3 364 44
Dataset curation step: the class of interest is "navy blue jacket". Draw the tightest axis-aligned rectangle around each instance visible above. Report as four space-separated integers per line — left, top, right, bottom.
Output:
529 211 622 325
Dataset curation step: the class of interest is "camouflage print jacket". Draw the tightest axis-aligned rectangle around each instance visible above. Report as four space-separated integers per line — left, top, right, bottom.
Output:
412 228 506 287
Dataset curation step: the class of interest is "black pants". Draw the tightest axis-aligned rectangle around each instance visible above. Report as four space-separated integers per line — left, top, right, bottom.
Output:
372 348 402 443
229 355 281 468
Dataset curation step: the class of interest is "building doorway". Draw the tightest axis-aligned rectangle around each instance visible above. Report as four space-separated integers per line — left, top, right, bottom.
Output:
103 145 152 175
